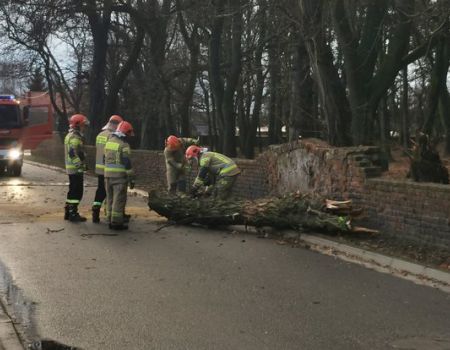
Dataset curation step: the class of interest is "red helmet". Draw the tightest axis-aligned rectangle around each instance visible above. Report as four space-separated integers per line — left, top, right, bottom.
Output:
117 121 135 136
69 114 89 128
102 114 123 130
109 114 123 124
166 135 182 150
185 145 202 159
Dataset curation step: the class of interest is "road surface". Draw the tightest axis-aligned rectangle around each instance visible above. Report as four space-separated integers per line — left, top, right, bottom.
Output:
0 162 450 349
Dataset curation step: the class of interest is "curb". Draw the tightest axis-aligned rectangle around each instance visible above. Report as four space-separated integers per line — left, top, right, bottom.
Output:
299 233 450 293
0 304 24 350
0 321 23 350
23 159 65 174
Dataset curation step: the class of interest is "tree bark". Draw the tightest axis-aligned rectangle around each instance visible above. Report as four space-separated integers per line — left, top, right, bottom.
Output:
148 191 354 233
298 0 352 146
86 5 112 143
104 26 145 118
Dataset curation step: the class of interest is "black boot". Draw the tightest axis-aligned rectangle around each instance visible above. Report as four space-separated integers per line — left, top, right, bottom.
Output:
68 205 87 222
64 205 70 220
92 206 101 223
109 223 128 230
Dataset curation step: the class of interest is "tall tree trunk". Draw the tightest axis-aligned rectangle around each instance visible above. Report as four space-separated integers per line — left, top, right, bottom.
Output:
87 10 111 143
289 31 313 141
208 0 225 152
104 26 145 117
401 67 410 150
423 32 450 135
221 0 242 157
267 20 282 145
139 0 172 149
176 0 200 137
298 0 352 146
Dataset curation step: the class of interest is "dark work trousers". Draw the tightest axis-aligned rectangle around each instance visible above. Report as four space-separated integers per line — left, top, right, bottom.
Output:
66 174 84 205
93 175 106 207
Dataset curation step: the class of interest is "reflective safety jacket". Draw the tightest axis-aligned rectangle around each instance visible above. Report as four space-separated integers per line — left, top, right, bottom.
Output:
95 129 113 175
104 134 134 179
193 152 240 188
64 129 86 175
164 138 198 171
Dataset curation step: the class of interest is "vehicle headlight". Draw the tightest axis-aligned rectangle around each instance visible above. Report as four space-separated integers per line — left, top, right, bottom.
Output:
8 149 22 160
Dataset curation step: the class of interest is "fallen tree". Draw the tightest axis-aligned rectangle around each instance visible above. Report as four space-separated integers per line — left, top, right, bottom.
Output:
148 191 377 234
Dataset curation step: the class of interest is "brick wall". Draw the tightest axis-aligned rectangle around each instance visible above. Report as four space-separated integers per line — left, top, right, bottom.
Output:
30 134 269 199
30 134 450 247
360 179 450 248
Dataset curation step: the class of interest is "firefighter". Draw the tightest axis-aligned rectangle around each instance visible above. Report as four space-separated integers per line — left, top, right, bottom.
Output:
164 135 199 195
92 114 123 223
185 146 240 200
104 121 135 230
64 114 89 222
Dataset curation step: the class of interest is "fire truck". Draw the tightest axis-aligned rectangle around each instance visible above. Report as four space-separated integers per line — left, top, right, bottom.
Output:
0 94 53 176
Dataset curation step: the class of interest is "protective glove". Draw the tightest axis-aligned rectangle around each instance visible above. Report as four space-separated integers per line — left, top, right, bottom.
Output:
129 180 135 189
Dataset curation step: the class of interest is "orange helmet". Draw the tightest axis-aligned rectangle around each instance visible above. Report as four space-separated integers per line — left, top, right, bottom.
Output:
103 114 123 130
116 121 135 136
109 114 123 124
185 145 202 159
165 135 182 150
69 114 89 128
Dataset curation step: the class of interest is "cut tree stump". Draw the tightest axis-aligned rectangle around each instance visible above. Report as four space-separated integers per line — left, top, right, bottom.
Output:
148 191 378 234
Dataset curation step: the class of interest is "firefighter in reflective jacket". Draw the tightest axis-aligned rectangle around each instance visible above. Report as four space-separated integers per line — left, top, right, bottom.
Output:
92 114 123 223
185 146 240 200
104 121 135 230
164 135 199 195
64 114 89 222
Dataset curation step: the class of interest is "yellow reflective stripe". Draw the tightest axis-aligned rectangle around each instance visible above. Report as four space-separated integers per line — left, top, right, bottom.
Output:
66 199 80 204
105 168 126 172
96 164 105 169
199 154 211 167
214 153 231 164
220 164 238 174
105 142 120 151
70 139 81 146
96 135 108 145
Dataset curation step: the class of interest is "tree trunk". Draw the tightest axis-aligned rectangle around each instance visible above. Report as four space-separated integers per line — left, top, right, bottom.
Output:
148 191 356 233
221 0 242 157
87 11 111 143
104 26 145 117
267 32 282 145
423 33 450 135
289 32 313 141
401 67 410 151
176 1 200 137
299 0 352 146
208 0 225 152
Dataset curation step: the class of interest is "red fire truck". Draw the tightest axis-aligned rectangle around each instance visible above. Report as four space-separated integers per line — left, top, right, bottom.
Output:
0 94 53 176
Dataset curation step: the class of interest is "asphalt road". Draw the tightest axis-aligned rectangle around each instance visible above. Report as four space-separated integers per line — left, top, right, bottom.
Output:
0 162 450 350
